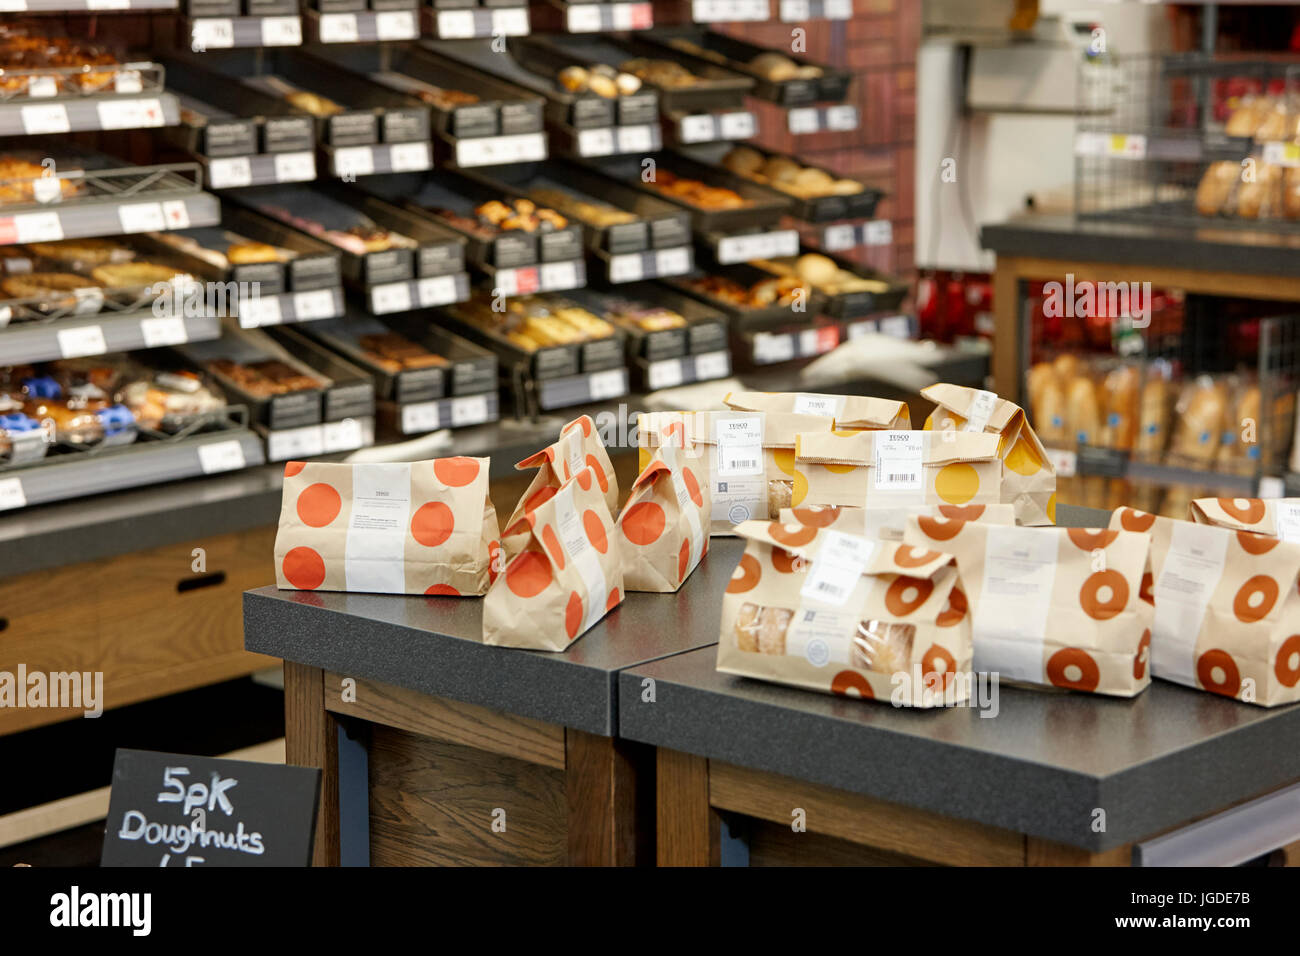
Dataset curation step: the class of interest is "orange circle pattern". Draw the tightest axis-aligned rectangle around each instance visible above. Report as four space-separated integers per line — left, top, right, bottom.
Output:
297 482 342 528
885 576 934 616
410 501 455 548
1046 648 1100 692
937 587 968 627
282 546 326 590
1236 530 1278 555
506 549 553 598
622 501 666 546
789 506 840 527
830 670 874 699
727 553 762 593
921 644 956 691
937 504 985 521
1118 508 1155 532
916 515 962 541
434 456 480 487
1197 649 1242 697
894 544 942 568
583 510 608 554
1067 528 1118 551
1233 575 1279 623
1079 570 1128 621
1217 497 1265 524
1275 635 1300 688
768 522 817 548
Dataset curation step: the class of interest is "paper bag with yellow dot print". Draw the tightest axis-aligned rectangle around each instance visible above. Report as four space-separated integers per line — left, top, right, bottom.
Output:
274 457 499 596
921 383 1056 526
484 465 624 651
502 415 619 558
1112 503 1300 706
617 437 711 593
904 516 1152 697
723 390 911 430
717 520 973 705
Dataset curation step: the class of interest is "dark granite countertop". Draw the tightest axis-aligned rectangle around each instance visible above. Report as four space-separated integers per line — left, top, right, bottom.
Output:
981 214 1300 277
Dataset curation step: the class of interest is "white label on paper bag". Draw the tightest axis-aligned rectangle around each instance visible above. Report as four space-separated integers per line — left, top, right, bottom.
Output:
792 393 844 418
1153 522 1229 687
197 439 246 474
800 530 874 606
401 401 440 433
0 477 27 511
962 389 997 433
563 428 585 480
972 526 1059 682
715 416 762 477
554 481 608 635
786 609 855 667
345 462 412 594
711 415 764 526
873 431 924 492
1277 502 1300 542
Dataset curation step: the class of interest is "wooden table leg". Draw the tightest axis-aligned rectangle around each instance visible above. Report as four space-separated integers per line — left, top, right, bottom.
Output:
1026 837 1132 866
284 661 340 867
992 261 1024 403
564 729 640 866
657 749 720 866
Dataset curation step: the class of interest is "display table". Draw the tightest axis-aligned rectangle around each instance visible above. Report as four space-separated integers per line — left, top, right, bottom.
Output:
981 215 1300 404
242 539 743 866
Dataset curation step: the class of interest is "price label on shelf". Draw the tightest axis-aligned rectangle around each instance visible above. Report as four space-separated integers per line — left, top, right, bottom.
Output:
239 294 283 328
273 151 315 182
648 359 684 391
20 103 70 135
389 141 431 172
1074 131 1147 159
0 0 26 9
654 246 691 277
0 477 27 512
118 202 165 234
822 223 856 252
1045 447 1078 478
140 315 187 347
577 127 616 157
208 156 253 189
96 98 165 130
88 0 132 8
616 124 655 154
401 401 441 434
787 107 819 135
798 328 820 355
198 440 247 475
826 105 858 131
692 0 768 21
261 16 302 46
878 315 911 338
268 425 325 462
27 75 58 98
753 333 795 364
719 111 756 140
716 229 798 264
13 211 62 243
294 289 337 320
1262 141 1300 167
788 105 858 135
540 261 580 291
333 146 375 179
779 0 809 18
694 350 729 380
450 394 491 427
162 200 191 230
456 132 547 167
371 282 413 315
436 10 476 38
608 253 644 284
56 325 107 359
679 114 716 144
323 417 365 452
616 2 653 29
823 219 892 252
113 72 143 95
566 4 602 31
375 11 417 40
492 6 530 34
191 19 235 51
588 369 626 401
318 13 360 43
417 275 460 307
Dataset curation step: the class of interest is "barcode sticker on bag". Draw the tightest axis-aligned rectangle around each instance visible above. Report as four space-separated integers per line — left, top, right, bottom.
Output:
962 389 998 433
1277 502 1300 542
715 415 762 477
874 431 924 491
799 530 874 607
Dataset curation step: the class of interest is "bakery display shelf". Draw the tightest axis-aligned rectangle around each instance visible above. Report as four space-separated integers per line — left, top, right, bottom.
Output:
665 108 758 147
0 164 220 247
263 322 377 418
636 28 851 107
304 8 421 43
0 406 264 513
325 141 432 178
343 308 499 400
0 70 177 137
486 257 587 296
1044 443 1259 497
689 0 769 22
681 141 881 223
506 36 662 128
787 103 859 136
635 346 730 391
386 389 500 435
422 2 530 39
565 280 727 364
367 272 470 314
547 0 652 33
749 249 909 319
0 310 220 365
735 319 841 367
532 364 627 412
1072 130 1254 165
259 414 375 461
186 15 304 51
2 0 177 9
667 262 825 330
699 225 801 265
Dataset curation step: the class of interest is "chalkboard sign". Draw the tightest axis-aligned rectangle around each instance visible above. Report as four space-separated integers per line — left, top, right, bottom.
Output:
101 749 320 867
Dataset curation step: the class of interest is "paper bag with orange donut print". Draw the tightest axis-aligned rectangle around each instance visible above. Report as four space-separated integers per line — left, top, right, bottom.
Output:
779 502 1015 539
904 516 1152 697
275 457 499 596
920 383 1056 526
502 415 618 557
716 519 973 706
1111 504 1300 706
484 464 624 650
618 439 711 592
1189 496 1300 540
723 390 911 431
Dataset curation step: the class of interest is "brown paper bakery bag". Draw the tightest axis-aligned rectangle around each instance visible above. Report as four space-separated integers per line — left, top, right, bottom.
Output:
484 465 624 650
1111 504 1300 706
723 390 910 430
779 502 1015 539
637 409 833 533
718 520 972 705
1190 496 1300 541
502 414 618 556
275 457 499 596
904 516 1152 696
921 383 1056 526
618 438 711 592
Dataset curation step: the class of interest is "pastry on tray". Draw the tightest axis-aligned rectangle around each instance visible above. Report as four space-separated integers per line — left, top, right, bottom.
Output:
27 238 134 266
2 271 100 300
358 332 447 372
644 170 748 210
0 157 79 204
91 262 187 288
227 241 280 265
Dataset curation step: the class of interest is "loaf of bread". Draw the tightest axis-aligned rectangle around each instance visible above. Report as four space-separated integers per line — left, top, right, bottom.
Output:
1100 364 1139 450
1196 161 1239 216
1170 377 1227 464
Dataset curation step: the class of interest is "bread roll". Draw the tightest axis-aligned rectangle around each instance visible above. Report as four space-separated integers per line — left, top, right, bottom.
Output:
736 602 759 652
1196 161 1239 216
1235 164 1281 219
1225 99 1267 137
723 146 764 177
794 253 838 286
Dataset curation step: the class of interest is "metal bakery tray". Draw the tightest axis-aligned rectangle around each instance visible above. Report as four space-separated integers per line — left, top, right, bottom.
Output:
667 262 830 331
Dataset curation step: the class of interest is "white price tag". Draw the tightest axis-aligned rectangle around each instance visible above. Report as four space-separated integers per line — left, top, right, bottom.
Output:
436 10 476 38
720 111 756 140
96 98 165 130
56 325 107 359
679 114 716 144
333 146 375 179
401 401 441 433
450 394 490 427
28 75 59 98
588 369 626 401
617 124 654 153
417 275 460 306
371 282 413 315
609 253 644 283
787 108 819 135
962 389 998 433
140 315 187 347
318 13 360 43
864 219 893 246
693 0 768 21
1044 447 1077 477
208 155 253 189
540 261 580 290
800 530 874 606
1276 501 1300 539
648 359 684 390
793 393 841 417
798 328 820 355
456 132 546 166
1259 477 1286 501
13 212 62 242
874 431 924 491
191 19 235 51
261 16 302 46
32 177 62 204
389 141 431 172
823 223 855 252
780 0 810 20
273 151 316 182
753 332 795 363
567 3 602 31
715 416 763 476
1262 141 1300 168
694 350 728 380
375 11 417 40
294 289 337 320
492 7 530 34
20 104 70 135
118 202 165 234
323 418 365 452
716 230 798 264
162 200 192 230
0 477 27 512
0 0 27 9
113 72 143 95
879 315 910 338
578 127 616 157
654 246 691 276
239 294 283 328
825 0 852 16
826 105 858 131
198 439 246 474
268 425 324 462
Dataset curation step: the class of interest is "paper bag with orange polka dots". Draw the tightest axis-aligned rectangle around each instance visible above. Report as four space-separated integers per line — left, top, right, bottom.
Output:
723 390 911 431
903 516 1152 696
779 502 1015 540
921 383 1056 526
716 519 973 706
484 465 624 651
1189 496 1300 540
617 441 711 592
1111 504 1300 706
502 415 618 557
274 457 499 596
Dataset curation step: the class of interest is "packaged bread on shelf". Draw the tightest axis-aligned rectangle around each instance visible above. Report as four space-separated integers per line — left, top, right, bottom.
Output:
1169 375 1228 465
920 383 1057 525
779 502 1014 540
1135 363 1173 460
904 517 1154 697
617 433 711 592
1195 161 1241 216
1110 505 1300 706
717 520 973 706
502 415 618 557
637 409 834 533
1098 364 1140 451
484 466 624 651
274 457 499 596
722 389 910 431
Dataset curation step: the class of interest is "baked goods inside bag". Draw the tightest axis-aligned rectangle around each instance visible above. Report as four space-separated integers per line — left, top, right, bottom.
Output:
904 517 1153 697
502 414 618 556
275 457 499 596
920 383 1056 525
717 520 972 706
1114 502 1300 706
779 501 1014 540
484 465 624 651
618 433 711 592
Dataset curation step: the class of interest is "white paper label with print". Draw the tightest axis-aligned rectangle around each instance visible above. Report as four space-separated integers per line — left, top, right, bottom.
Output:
1277 502 1300 542
333 147 375 179
555 481 608 635
261 16 302 46
208 156 253 189
588 368 625 400
197 439 246 475
28 75 58 98
323 417 365 452
873 431 924 493
57 325 106 358
118 202 165 234
0 477 27 511
792 393 844 418
711 415 764 526
375 11 417 40
1152 521 1229 687
274 151 316 182
694 350 728 380
319 13 360 43
96 98 165 130
268 424 324 462
140 315 187 347
14 212 62 242
786 608 855 667
971 526 1059 682
345 462 412 594
389 141 430 172
417 275 459 307
647 359 684 391
240 294 282 328
371 282 412 315
715 415 762 477
294 289 337 319
21 104 69 135
401 401 440 433
800 530 874 607
680 114 715 143
450 394 489 427
720 111 755 140
563 428 585 480
962 389 997 433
